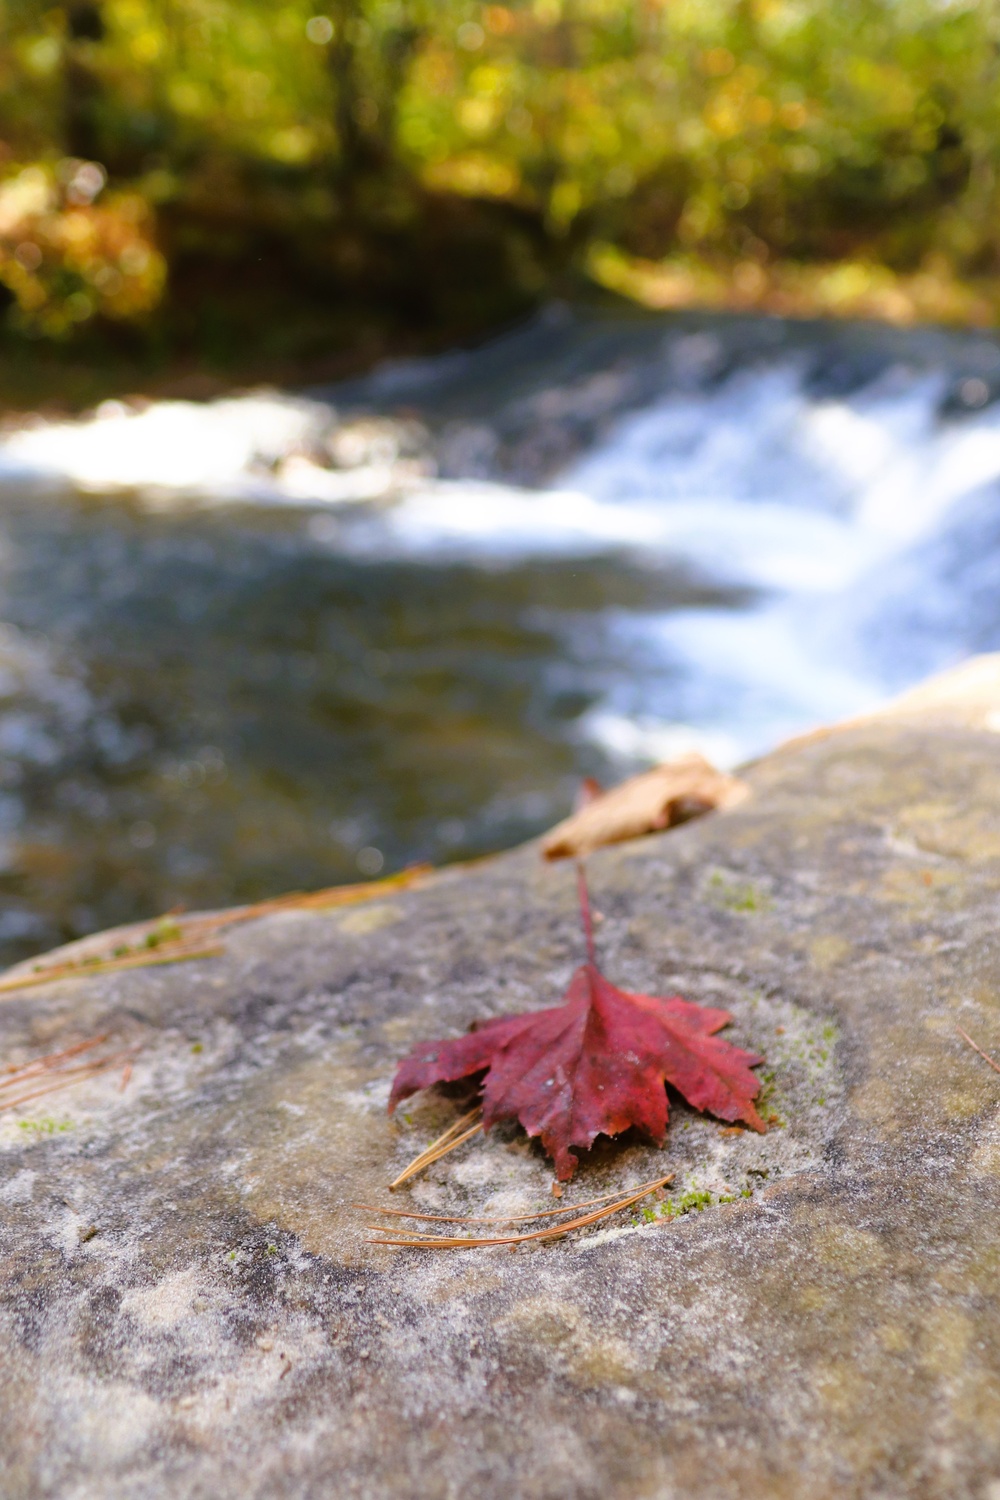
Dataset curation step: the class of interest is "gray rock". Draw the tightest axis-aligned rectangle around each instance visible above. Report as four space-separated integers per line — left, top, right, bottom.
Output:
3 663 1000 1500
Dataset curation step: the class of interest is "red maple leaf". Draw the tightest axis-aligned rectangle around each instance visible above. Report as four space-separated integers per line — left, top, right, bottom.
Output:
389 869 766 1180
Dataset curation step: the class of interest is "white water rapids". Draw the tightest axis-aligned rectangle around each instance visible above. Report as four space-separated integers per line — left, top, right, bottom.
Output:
3 338 999 769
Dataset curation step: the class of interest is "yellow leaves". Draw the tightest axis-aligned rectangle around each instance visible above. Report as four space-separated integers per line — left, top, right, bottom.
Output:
533 0 562 23
457 97 500 136
844 55 918 120
269 126 317 163
704 96 742 139
423 154 522 200
588 243 995 330
0 167 50 235
168 77 204 115
746 96 774 126
457 21 486 51
483 6 516 36
700 47 735 78
413 47 458 98
129 29 163 63
469 63 509 98
778 99 808 129
549 179 582 227
22 36 61 76
4 0 998 343
702 65 792 141
454 62 511 135
0 163 165 336
575 0 630 19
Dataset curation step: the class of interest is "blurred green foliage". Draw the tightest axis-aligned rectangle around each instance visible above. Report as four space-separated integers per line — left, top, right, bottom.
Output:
1 0 999 366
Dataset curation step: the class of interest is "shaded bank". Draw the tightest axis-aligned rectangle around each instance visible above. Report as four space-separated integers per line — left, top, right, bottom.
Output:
5 0 1000 394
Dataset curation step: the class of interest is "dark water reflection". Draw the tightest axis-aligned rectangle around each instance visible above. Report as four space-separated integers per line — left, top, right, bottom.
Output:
0 488 737 965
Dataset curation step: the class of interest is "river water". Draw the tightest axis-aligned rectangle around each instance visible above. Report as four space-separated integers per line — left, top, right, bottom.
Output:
1 305 999 965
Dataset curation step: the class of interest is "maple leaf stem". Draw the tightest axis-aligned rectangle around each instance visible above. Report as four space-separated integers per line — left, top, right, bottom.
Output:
576 861 597 967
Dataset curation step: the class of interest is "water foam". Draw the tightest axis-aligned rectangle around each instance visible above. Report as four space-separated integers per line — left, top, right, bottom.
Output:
369 356 1000 761
0 394 329 496
2 346 1000 766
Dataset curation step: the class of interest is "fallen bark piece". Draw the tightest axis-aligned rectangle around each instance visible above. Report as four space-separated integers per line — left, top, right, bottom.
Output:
541 754 749 861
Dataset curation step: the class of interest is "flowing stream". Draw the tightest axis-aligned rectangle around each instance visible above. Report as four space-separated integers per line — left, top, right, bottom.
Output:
1 305 1000 964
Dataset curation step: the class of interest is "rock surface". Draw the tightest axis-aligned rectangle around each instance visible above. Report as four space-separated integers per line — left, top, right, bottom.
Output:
4 663 1000 1499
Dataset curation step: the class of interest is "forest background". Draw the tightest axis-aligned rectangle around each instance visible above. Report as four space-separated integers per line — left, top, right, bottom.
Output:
2 0 1000 406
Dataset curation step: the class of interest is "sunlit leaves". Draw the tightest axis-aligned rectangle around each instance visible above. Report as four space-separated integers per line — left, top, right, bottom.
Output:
0 160 165 335
0 0 998 336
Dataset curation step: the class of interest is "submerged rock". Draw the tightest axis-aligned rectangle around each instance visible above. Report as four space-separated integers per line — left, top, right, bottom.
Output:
3 661 1000 1498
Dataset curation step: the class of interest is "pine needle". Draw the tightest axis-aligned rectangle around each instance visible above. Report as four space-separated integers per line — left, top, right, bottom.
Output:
957 1025 1000 1077
0 865 433 999
164 865 433 942
0 1032 110 1085
0 1051 137 1113
0 1032 140 1114
0 944 224 996
388 1107 483 1189
366 1173 675 1248
356 1174 673 1225
217 863 432 921
1 1064 111 1112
